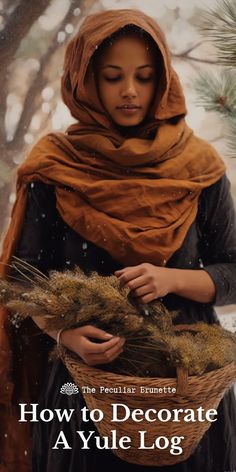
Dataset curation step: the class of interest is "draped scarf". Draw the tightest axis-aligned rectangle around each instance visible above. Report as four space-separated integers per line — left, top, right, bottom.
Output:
0 8 226 471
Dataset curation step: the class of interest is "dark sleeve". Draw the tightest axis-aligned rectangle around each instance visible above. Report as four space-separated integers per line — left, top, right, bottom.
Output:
14 181 66 275
199 174 236 306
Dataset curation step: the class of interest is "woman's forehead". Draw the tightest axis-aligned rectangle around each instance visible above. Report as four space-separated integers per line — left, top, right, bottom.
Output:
95 34 158 66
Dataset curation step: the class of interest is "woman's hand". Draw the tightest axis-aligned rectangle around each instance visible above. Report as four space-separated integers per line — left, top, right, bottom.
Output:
115 263 177 303
60 325 125 366
115 263 216 304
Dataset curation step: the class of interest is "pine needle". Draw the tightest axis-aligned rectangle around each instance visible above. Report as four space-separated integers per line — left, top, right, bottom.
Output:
195 69 236 117
200 0 236 67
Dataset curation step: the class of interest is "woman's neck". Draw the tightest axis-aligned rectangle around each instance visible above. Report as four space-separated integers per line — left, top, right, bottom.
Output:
115 120 158 140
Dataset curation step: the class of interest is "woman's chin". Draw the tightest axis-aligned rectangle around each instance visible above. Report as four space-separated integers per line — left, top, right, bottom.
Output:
113 117 144 128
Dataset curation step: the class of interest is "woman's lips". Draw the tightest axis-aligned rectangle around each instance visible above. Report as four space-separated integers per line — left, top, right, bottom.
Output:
117 105 141 114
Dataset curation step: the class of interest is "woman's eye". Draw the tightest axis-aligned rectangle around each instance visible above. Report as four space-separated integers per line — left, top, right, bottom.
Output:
137 76 154 83
103 76 121 82
103 76 154 83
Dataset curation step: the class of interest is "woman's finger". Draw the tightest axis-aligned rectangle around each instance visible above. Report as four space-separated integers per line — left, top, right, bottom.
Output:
79 325 114 340
83 335 122 354
87 346 124 366
131 285 152 297
115 266 143 282
104 346 124 363
138 293 155 304
114 266 133 275
117 271 143 288
123 275 146 290
87 337 125 356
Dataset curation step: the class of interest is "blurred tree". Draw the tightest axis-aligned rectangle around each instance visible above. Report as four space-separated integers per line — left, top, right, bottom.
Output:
0 0 95 244
0 1 51 233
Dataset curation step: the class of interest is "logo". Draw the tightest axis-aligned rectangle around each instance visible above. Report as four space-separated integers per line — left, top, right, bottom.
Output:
60 382 79 395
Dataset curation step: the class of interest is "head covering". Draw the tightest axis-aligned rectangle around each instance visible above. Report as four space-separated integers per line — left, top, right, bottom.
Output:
0 8 226 470
61 8 187 129
2 9 225 270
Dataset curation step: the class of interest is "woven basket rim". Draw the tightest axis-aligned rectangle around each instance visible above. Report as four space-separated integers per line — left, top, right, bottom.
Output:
62 350 236 384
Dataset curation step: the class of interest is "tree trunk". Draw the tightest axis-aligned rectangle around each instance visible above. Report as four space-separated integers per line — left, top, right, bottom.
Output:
0 0 51 143
0 0 95 247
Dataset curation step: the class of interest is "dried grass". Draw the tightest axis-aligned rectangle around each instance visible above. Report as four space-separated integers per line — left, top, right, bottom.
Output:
0 257 236 377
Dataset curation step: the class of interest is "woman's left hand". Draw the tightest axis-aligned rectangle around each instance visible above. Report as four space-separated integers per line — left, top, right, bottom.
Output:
114 263 177 304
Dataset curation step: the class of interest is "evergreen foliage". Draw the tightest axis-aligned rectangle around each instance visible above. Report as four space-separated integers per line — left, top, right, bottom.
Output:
201 0 236 66
196 0 236 155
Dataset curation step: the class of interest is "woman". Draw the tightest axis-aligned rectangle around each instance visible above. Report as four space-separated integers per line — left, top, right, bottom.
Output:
0 9 236 472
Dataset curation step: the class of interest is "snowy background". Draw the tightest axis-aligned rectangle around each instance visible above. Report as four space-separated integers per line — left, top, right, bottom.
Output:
0 0 236 331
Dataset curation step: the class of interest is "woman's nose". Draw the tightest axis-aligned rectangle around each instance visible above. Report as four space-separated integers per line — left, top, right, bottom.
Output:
121 80 137 98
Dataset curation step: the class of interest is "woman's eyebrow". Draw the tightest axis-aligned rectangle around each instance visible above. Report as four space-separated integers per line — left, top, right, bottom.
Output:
137 65 155 69
101 64 154 70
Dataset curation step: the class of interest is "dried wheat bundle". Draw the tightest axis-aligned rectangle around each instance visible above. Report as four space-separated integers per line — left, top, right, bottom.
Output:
0 257 236 377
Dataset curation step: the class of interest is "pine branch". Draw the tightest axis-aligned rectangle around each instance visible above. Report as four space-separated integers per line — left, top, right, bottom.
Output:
195 69 236 156
171 41 218 65
200 0 236 67
172 53 218 66
195 69 236 117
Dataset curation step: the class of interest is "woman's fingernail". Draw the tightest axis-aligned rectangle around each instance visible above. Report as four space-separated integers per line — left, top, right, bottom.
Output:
104 333 113 339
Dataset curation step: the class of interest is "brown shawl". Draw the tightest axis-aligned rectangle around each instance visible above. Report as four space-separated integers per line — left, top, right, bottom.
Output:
0 8 226 471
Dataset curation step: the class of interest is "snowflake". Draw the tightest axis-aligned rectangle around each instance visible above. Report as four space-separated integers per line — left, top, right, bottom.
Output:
60 382 79 395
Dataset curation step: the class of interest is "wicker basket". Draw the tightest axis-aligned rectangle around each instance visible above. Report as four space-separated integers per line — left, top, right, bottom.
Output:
62 347 236 467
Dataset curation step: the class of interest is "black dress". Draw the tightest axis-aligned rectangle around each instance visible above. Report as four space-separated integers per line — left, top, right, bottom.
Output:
14 175 236 472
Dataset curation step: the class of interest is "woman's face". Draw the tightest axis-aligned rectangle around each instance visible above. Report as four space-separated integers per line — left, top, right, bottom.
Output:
94 34 158 127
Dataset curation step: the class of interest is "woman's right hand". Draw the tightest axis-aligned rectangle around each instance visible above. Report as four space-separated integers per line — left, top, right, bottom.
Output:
60 325 125 366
